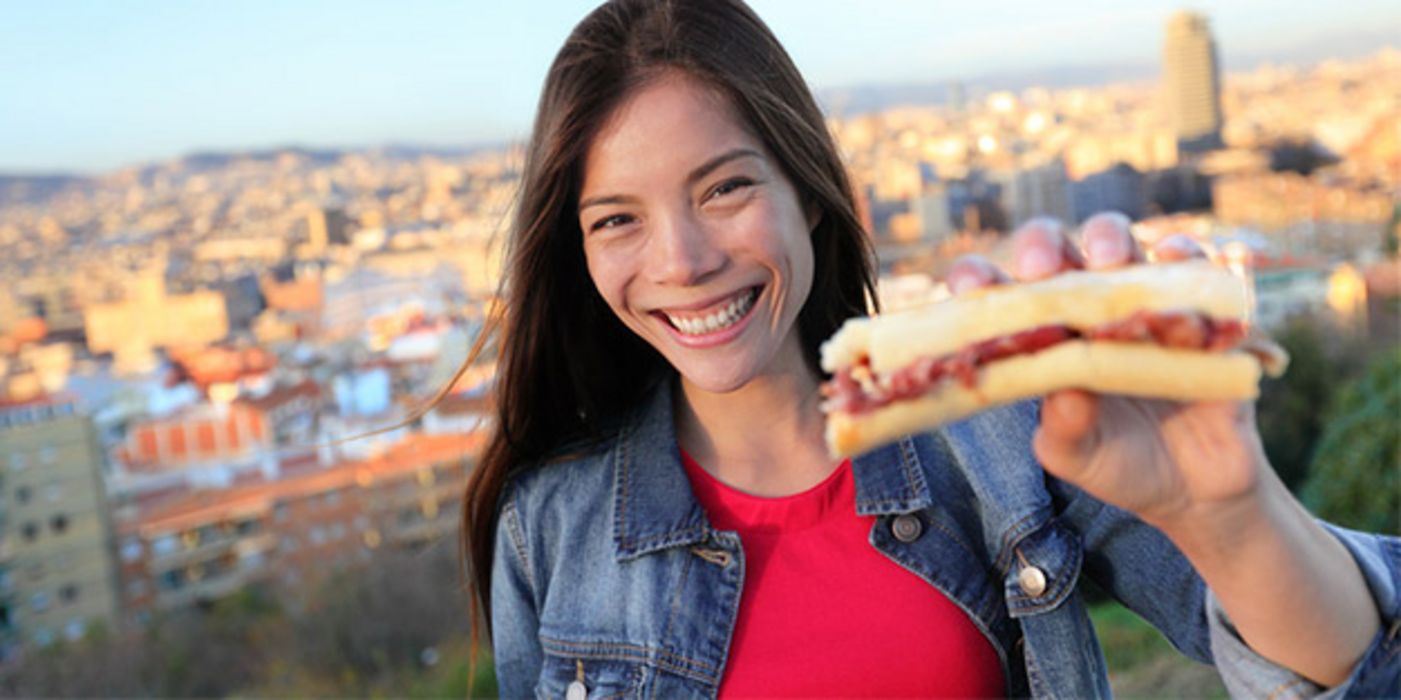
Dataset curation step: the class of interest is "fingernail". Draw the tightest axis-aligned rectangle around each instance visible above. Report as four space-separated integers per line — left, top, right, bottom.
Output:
949 272 979 295
1088 235 1125 264
1020 246 1059 279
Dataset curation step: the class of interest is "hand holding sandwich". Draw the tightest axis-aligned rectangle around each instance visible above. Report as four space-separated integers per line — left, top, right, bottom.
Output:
946 213 1379 688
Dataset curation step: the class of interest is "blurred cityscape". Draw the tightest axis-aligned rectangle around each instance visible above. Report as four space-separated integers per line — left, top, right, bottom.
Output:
0 9 1397 695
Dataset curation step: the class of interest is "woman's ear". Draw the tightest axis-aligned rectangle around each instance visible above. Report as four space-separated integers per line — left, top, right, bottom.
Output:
805 199 822 233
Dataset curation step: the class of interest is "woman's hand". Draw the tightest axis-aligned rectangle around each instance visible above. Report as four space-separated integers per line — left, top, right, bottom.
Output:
949 212 1380 687
946 212 1265 528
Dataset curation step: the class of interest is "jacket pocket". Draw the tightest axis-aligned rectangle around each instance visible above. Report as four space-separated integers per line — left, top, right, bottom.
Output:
1003 518 1083 617
535 644 645 700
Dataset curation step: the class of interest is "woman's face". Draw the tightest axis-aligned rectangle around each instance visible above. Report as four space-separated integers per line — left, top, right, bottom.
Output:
579 72 817 394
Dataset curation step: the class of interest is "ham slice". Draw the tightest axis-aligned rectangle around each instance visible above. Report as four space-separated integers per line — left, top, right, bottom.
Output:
822 311 1248 416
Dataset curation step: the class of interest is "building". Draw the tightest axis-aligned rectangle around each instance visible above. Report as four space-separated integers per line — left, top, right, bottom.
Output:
83 269 229 375
911 184 956 245
1162 11 1224 153
992 160 1073 228
305 205 352 252
115 432 483 619
1071 162 1148 223
110 402 277 504
0 397 121 653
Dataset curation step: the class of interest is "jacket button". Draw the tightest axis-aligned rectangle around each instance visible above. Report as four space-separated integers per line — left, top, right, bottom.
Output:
566 680 587 700
1018 565 1048 597
891 514 922 543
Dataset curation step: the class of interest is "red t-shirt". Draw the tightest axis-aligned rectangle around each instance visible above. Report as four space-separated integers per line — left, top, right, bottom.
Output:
681 451 1005 698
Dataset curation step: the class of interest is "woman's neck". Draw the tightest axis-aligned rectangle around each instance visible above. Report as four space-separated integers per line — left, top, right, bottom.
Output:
674 346 839 497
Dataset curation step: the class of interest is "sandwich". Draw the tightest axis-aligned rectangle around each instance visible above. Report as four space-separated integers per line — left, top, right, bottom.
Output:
819 260 1289 457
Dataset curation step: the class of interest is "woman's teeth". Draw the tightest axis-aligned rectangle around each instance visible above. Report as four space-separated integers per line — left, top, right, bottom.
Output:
666 288 757 336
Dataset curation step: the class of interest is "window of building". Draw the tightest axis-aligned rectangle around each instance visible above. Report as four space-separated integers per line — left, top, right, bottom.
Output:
273 502 289 521
32 628 53 647
39 447 57 465
325 489 341 507
308 527 326 545
280 535 298 553
235 519 257 537
50 514 68 535
159 570 184 591
63 618 84 641
120 538 143 562
329 523 345 541
152 535 177 557
127 578 147 598
43 483 62 503
59 584 78 604
30 591 50 613
15 486 30 504
7 453 26 471
21 521 38 543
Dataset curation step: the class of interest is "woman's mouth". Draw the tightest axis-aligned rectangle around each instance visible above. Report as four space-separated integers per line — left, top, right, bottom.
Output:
659 286 760 337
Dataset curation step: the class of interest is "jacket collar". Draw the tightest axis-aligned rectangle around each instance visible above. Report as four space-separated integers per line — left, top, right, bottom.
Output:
610 379 932 561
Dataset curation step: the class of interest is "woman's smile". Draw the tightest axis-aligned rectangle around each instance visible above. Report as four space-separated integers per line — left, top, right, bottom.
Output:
656 285 761 339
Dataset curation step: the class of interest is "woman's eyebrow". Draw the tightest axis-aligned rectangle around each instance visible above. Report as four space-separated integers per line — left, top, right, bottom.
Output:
578 147 762 214
685 147 762 187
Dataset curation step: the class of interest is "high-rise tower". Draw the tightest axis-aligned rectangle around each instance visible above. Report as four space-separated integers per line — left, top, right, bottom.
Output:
1163 11 1224 153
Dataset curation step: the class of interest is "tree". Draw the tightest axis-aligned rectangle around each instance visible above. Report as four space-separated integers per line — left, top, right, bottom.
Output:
1255 314 1367 491
1301 349 1401 535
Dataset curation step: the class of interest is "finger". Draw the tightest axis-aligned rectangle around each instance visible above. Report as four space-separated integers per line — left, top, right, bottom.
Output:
1079 212 1144 270
946 255 1011 296
1032 390 1099 480
1012 218 1084 282
1150 234 1208 263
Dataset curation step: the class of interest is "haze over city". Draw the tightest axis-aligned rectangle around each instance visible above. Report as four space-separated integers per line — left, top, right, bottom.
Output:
2 0 1398 172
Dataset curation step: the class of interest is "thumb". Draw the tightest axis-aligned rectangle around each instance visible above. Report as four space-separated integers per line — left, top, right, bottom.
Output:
1033 390 1099 480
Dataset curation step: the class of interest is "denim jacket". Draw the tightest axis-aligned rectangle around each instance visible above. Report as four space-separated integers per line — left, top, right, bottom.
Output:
491 381 1400 698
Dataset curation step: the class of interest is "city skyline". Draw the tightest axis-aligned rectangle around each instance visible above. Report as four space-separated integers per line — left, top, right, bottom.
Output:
3 0 1399 174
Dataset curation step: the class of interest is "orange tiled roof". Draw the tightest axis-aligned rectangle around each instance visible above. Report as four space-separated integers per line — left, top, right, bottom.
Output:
128 431 485 536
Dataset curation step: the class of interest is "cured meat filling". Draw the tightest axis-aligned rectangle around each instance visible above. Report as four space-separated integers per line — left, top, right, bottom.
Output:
823 310 1246 415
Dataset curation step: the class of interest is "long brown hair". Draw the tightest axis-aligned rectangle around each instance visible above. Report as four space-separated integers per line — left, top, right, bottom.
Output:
461 0 877 638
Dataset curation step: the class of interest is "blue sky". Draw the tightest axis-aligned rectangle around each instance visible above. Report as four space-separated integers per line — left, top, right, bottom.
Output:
2 1 1397 174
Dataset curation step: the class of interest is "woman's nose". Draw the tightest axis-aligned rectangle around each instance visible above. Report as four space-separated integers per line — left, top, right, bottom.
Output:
646 210 725 286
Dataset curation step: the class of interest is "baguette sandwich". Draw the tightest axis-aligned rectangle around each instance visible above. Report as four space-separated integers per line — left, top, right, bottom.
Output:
819 261 1289 457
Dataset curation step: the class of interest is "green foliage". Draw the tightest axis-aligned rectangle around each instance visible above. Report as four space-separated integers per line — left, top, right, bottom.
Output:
1255 314 1367 491
0 540 475 698
1301 348 1401 535
1089 602 1227 698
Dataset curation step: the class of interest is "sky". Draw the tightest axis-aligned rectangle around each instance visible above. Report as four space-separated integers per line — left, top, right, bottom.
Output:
2 1 1398 174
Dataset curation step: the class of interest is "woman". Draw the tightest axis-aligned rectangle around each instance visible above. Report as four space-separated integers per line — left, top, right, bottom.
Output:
461 0 1398 697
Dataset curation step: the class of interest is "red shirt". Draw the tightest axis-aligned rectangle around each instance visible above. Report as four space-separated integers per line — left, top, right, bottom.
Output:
681 451 1005 698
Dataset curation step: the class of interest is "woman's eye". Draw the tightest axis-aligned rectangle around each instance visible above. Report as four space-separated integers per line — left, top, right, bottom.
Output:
707 177 754 201
589 214 633 232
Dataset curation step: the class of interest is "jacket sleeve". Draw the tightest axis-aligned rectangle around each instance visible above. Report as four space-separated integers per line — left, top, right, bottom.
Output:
1052 479 1401 697
491 496 544 699
1205 523 1400 699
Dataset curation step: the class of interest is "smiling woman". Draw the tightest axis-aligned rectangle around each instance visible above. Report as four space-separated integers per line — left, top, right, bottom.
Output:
579 74 817 395
458 1 1399 698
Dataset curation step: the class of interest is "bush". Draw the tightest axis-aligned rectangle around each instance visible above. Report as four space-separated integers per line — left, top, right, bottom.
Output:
1301 348 1401 535
1255 314 1367 491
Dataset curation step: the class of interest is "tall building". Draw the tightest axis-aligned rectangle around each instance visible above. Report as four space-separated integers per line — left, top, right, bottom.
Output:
1163 11 1224 153
0 397 121 654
